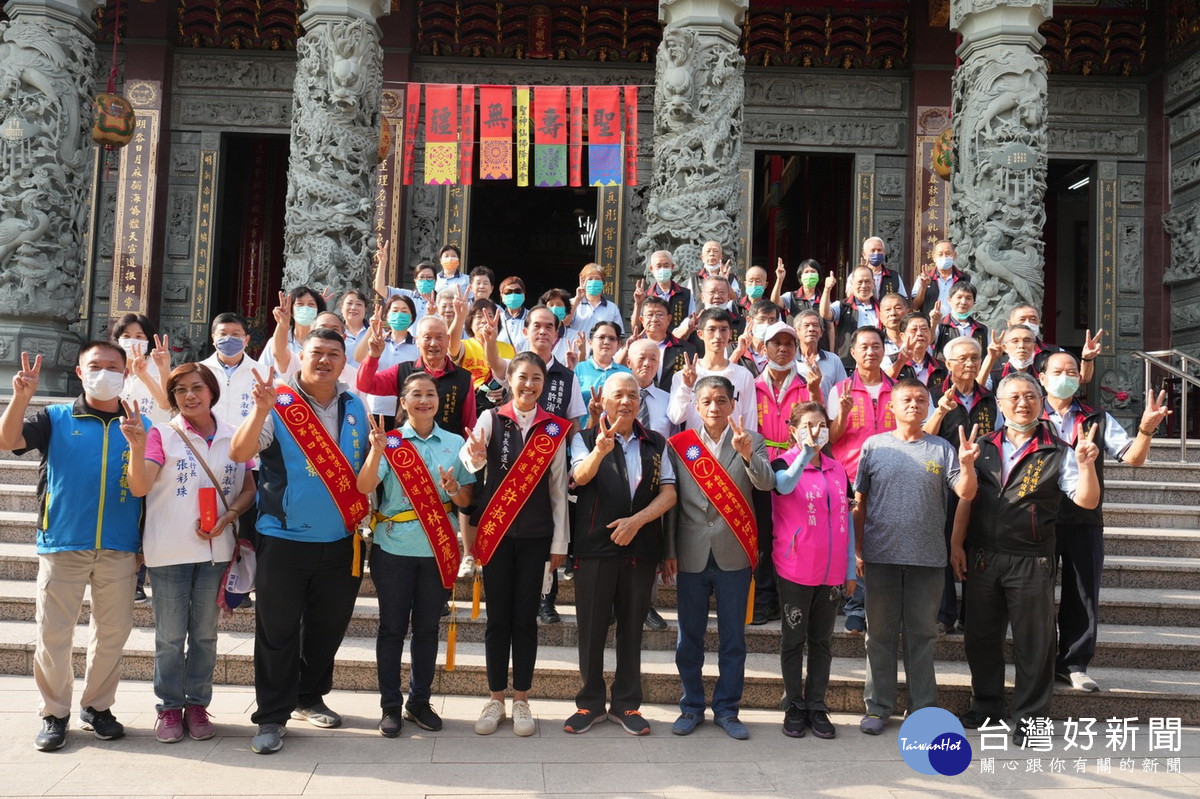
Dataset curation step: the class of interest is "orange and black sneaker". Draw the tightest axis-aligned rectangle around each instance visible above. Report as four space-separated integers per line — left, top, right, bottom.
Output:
564 708 604 734
609 709 651 736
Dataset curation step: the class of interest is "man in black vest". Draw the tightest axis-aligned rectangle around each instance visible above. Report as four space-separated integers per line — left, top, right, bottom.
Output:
821 265 883 363
1039 352 1169 692
564 372 677 735
951 372 1101 745
619 296 695 391
860 236 907 299
357 315 476 436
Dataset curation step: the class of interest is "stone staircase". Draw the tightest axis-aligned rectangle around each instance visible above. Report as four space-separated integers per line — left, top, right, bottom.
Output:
2 395 1200 722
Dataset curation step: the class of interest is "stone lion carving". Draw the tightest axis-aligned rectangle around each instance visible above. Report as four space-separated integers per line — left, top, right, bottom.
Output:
0 19 93 320
950 47 1049 330
283 18 383 297
638 24 745 283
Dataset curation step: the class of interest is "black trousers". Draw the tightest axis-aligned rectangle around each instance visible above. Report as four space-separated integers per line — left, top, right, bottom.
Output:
251 534 363 725
482 535 551 693
776 577 840 712
574 556 657 714
1056 522 1104 674
963 549 1056 726
752 488 777 610
938 495 962 627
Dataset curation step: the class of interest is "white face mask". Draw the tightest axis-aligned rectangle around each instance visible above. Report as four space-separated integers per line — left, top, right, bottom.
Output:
117 337 145 358
1009 355 1034 370
82 369 125 402
765 359 793 373
1005 419 1039 434
814 429 830 449
1020 323 1040 338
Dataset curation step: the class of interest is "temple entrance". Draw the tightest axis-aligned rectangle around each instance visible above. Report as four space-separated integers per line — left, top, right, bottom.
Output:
1044 159 1093 349
212 133 289 355
751 152 854 288
466 183 599 303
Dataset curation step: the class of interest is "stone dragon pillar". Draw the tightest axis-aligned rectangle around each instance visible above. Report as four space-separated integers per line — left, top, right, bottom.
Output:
0 0 100 391
283 0 388 297
638 0 748 282
949 0 1052 331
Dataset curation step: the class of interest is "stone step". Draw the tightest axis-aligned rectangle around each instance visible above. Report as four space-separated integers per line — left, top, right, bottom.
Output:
0 460 39 484
0 510 36 544
0 484 36 513
1106 461 1200 483
1102 480 1200 505
0 619 1197 722
1104 527 1200 558
1 575 1197 670
1148 439 1200 463
1103 503 1200 529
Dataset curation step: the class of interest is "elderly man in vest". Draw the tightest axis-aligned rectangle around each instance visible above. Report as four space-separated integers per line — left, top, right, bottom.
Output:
952 372 1101 746
231 329 371 755
1 344 149 751
665 375 775 741
565 372 677 735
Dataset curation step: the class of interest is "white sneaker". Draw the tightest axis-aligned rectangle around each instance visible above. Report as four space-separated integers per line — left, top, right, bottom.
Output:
459 555 476 579
1069 672 1101 692
474 699 506 735
512 700 536 737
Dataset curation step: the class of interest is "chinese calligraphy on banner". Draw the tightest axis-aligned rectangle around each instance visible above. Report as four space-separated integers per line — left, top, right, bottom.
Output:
913 107 952 271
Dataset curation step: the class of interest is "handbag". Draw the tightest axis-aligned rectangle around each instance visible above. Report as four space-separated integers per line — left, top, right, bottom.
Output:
172 425 256 610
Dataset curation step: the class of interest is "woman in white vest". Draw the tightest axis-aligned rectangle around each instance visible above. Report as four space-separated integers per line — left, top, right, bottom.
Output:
121 362 256 745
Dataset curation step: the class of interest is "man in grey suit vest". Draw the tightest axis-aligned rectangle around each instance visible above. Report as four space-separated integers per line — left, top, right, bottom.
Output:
664 375 774 740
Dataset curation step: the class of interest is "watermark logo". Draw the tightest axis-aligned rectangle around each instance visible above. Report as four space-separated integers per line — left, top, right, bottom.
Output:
898 707 973 776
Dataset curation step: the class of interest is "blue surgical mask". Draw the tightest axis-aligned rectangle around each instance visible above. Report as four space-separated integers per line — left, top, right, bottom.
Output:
550 306 567 321
585 279 605 296
416 278 435 295
387 311 413 332
951 310 972 322
935 255 955 271
653 268 673 284
1046 375 1080 400
214 336 246 357
293 306 318 327
746 285 765 300
502 292 525 310
867 252 886 267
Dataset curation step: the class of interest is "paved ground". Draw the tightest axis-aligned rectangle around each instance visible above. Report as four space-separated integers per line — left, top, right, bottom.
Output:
2 674 1199 798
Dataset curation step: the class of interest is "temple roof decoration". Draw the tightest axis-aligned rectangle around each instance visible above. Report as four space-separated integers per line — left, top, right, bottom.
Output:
741 3 909 68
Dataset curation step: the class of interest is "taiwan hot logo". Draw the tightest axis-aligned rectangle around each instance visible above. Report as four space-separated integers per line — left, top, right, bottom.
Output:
898 707 972 776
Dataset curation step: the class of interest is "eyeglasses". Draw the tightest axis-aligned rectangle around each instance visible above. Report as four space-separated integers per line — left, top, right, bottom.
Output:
171 386 208 398
1000 393 1041 405
593 335 619 343
642 311 668 320
947 355 981 364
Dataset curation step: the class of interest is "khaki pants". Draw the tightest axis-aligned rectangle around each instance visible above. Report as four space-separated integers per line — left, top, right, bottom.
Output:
35 550 137 719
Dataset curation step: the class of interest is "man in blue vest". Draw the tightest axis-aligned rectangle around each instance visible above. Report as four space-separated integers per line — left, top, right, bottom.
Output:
0 343 149 751
230 329 371 755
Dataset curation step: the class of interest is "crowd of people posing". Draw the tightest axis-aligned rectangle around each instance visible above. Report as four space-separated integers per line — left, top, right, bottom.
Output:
0 235 1171 755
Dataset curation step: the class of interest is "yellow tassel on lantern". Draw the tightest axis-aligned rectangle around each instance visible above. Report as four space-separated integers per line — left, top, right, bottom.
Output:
445 603 457 672
745 576 756 625
471 568 482 619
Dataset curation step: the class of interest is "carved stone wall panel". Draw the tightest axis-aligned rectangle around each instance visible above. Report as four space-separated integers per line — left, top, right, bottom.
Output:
166 189 196 260
1164 201 1200 286
1120 176 1144 205
173 96 293 129
742 117 904 152
1117 220 1143 294
874 211 905 271
405 181 441 270
877 172 903 199
1166 51 1200 115
743 73 904 111
1047 125 1142 159
1169 104 1200 146
639 17 747 282
283 17 384 297
622 182 650 285
173 54 297 93
1048 83 1141 117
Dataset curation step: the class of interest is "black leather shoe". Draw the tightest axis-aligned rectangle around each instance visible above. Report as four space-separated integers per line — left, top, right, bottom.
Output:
644 608 668 630
79 706 124 740
35 715 67 751
538 599 561 625
404 701 443 732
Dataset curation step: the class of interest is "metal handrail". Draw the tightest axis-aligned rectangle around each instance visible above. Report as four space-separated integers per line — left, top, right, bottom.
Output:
1133 349 1200 461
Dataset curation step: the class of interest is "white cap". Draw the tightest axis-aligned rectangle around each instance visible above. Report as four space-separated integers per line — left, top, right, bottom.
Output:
762 321 799 343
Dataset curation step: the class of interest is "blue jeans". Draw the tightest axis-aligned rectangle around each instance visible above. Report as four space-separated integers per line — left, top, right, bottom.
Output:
370 546 448 707
675 554 752 719
149 561 226 711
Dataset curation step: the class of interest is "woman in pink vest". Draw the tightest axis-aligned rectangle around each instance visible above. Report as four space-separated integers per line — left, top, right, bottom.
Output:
771 401 856 740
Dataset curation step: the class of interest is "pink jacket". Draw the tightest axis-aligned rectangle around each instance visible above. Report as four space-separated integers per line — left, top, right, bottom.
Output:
755 371 816 461
831 371 896 481
772 447 854 586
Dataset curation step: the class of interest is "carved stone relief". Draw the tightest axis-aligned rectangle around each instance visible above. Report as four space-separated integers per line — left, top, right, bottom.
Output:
1170 105 1200 145
1100 354 1139 412
1120 176 1143 205
173 96 293 128
639 21 746 281
163 279 189 303
1047 126 1140 158
171 148 198 174
174 55 296 92
950 42 1050 331
1117 221 1143 293
623 183 650 282
283 17 384 296
877 173 903 198
950 0 1051 28
405 181 441 270
1048 85 1140 117
98 186 117 258
1172 154 1200 193
1172 302 1200 332
1166 51 1200 111
744 76 903 111
743 118 902 151
1117 311 1142 337
0 17 96 320
1163 202 1200 285
166 190 195 258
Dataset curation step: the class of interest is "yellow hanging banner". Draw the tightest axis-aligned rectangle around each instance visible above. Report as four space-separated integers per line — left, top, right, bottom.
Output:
516 86 531 187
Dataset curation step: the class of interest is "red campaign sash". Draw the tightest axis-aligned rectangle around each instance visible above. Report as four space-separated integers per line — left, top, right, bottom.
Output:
273 385 369 533
382 432 460 589
472 414 570 566
668 429 759 568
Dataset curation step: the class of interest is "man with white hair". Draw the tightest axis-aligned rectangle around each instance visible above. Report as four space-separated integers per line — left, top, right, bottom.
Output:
641 250 695 330
566 372 677 735
860 236 906 299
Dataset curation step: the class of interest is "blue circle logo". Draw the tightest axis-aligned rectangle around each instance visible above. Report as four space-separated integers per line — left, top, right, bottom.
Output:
898 707 973 776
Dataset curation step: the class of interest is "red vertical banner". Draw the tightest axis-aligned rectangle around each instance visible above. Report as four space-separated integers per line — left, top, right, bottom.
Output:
424 84 459 185
402 84 421 186
624 85 638 185
568 86 583 187
478 85 513 180
459 84 476 185
587 86 622 186
532 86 567 187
